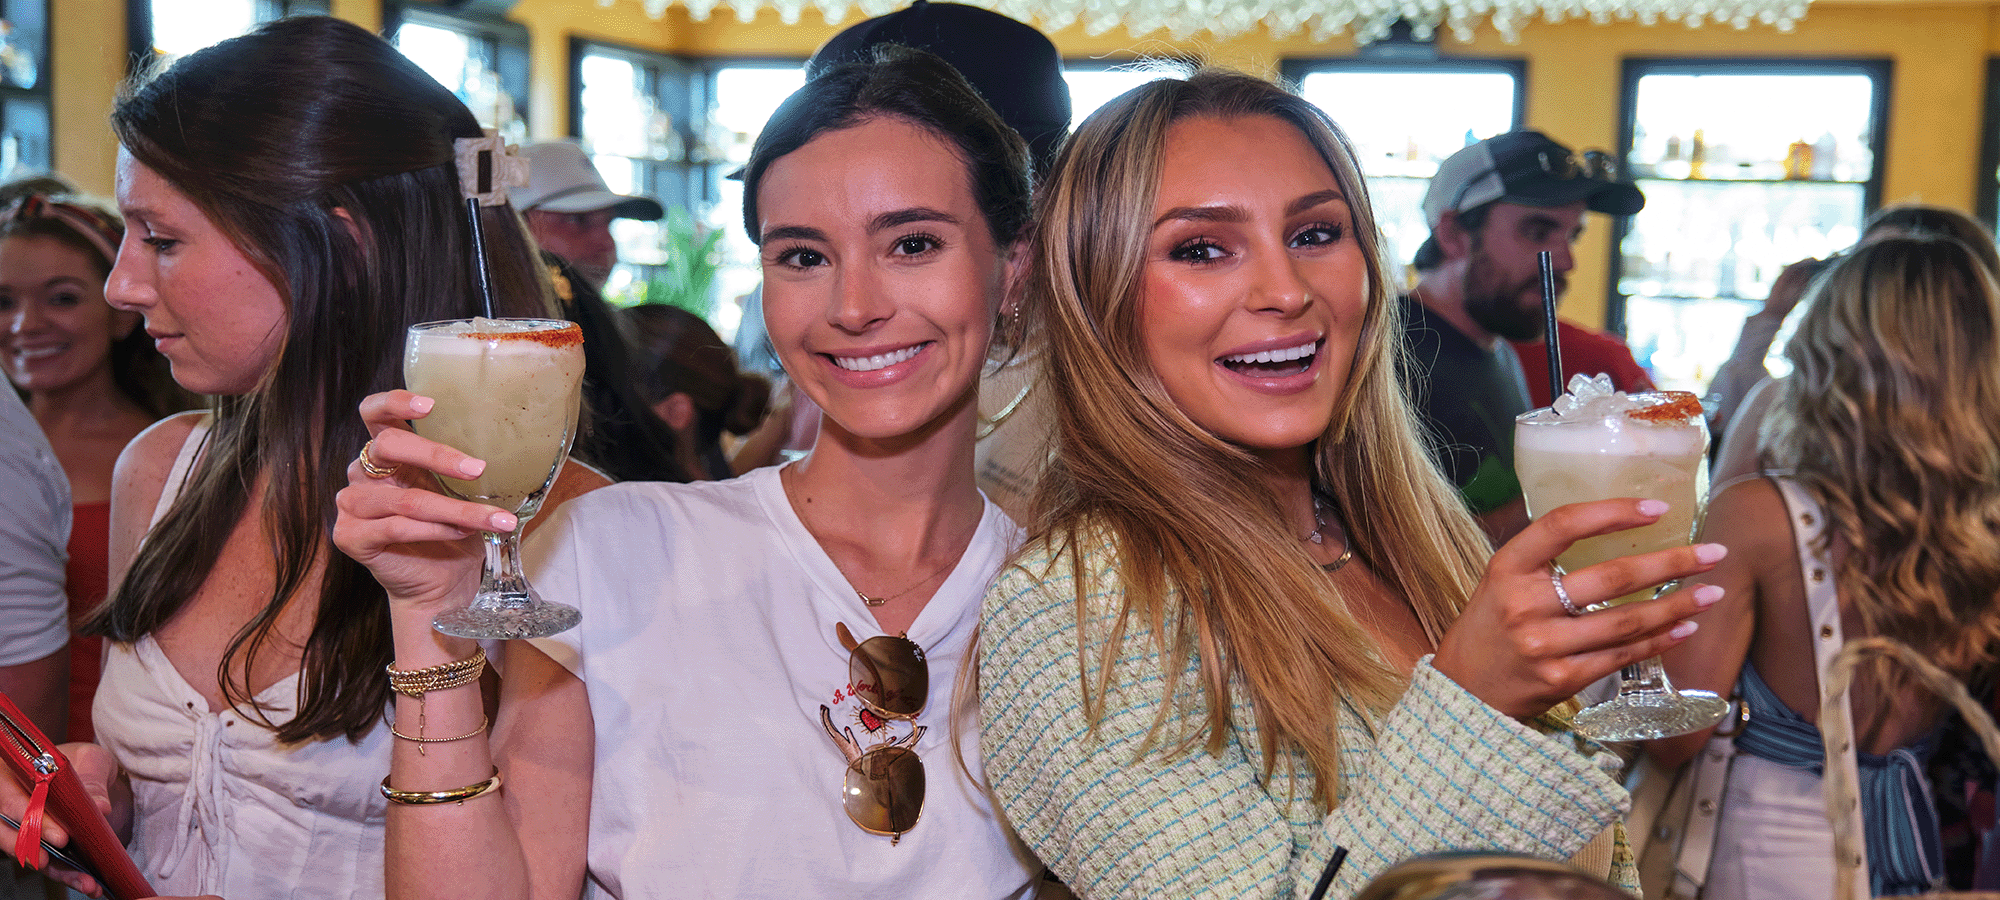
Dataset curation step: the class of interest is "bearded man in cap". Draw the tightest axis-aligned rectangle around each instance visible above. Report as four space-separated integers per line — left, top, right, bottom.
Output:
1401 130 1646 543
512 140 665 290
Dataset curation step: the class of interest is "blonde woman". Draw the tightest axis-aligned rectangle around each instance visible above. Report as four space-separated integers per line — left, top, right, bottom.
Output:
1654 236 2000 896
979 69 1726 898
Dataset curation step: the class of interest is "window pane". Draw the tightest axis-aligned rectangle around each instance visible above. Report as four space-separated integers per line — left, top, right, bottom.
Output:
579 53 649 159
1062 68 1160 126
709 66 806 332
151 0 257 56
396 21 522 142
396 23 474 99
1620 69 1879 392
1297 69 1518 277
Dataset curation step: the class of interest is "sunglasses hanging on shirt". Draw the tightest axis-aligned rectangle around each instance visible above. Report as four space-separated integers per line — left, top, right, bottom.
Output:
819 622 930 843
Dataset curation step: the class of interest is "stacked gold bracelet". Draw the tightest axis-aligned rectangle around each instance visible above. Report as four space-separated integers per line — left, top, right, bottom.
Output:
387 648 487 754
380 768 503 806
386 647 486 697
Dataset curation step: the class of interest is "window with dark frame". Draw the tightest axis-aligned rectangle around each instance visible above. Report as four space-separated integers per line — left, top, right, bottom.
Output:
1978 59 2000 234
390 4 531 145
570 39 805 326
0 0 49 182
1610 58 1888 394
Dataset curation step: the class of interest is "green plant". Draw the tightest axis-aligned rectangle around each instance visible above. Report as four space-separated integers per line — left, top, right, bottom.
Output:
635 208 724 315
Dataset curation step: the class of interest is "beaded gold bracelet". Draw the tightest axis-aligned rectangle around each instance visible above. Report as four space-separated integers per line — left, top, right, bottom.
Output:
380 768 503 806
390 715 489 747
386 647 486 698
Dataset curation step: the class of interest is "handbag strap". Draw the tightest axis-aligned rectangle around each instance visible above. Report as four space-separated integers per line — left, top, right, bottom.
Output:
1770 475 1871 900
1668 707 1743 896
1822 638 2000 900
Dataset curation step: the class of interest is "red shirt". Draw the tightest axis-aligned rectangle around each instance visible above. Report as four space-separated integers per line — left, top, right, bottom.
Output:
1512 320 1656 408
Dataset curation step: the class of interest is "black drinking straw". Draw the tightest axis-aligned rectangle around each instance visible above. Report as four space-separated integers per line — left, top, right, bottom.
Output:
465 144 497 318
1539 249 1561 403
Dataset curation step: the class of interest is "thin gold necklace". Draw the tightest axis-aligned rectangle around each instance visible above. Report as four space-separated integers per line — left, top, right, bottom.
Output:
782 464 967 607
853 556 961 608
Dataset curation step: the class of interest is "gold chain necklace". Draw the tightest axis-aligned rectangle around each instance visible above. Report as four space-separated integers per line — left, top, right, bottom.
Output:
782 464 968 608
853 555 962 608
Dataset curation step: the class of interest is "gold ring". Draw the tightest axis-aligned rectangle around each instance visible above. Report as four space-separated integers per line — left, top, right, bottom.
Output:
358 438 399 479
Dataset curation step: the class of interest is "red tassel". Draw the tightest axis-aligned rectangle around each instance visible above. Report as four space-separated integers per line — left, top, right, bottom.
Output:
13 768 51 870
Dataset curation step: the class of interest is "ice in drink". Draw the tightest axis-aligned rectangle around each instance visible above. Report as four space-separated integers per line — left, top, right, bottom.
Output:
404 318 584 514
1515 376 1708 606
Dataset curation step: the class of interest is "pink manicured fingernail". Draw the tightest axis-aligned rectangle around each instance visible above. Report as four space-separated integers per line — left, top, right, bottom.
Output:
1670 620 1699 639
1637 499 1669 516
459 457 486 478
490 511 518 532
1694 543 1727 564
410 395 434 414
1694 584 1724 607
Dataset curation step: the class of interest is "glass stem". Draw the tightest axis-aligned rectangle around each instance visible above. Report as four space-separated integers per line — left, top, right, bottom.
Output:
475 529 534 609
1617 655 1680 703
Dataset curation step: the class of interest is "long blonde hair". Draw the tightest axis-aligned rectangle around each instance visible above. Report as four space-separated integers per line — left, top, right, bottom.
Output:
1762 235 2000 692
1023 69 1489 811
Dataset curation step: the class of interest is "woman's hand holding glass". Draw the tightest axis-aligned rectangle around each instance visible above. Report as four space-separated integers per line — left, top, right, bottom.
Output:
1431 497 1726 722
332 389 519 623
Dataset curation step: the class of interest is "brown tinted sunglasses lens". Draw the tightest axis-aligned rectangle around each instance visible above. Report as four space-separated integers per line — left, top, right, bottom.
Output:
842 746 925 837
848 636 928 719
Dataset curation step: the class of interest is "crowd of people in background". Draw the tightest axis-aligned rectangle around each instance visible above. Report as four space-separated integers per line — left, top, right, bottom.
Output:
0 4 1995 900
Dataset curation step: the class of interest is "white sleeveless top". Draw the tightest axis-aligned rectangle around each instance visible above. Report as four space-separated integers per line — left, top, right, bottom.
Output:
93 417 393 898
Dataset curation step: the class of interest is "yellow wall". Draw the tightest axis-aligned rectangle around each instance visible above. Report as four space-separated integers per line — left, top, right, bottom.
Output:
43 0 2000 324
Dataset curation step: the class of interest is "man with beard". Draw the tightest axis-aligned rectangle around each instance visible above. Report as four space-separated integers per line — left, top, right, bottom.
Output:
1401 130 1645 543
512 140 665 291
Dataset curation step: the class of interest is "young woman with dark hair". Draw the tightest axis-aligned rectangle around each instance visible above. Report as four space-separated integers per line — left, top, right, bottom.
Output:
0 17 602 899
336 46 1044 899
622 302 772 480
0 189 198 744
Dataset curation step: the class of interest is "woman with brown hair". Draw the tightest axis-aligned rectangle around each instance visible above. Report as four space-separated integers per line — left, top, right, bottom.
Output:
334 46 1045 899
622 302 772 480
0 189 197 744
1654 236 2000 896
979 69 1725 897
0 17 597 899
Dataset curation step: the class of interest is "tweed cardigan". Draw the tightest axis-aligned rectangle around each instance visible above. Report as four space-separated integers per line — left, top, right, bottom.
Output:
979 538 1638 899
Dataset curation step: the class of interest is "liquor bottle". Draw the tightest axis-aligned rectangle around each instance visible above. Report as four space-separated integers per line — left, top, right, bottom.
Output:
1784 139 1813 180
1688 129 1708 180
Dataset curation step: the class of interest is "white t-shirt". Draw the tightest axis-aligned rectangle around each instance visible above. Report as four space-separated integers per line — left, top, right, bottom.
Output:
530 465 1038 900
0 387 69 667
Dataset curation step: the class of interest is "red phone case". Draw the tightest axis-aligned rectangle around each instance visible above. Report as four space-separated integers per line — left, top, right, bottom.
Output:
0 691 152 900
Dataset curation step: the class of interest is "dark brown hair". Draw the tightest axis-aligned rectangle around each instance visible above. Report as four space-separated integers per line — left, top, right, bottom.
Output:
89 16 555 742
740 44 1030 251
624 303 770 480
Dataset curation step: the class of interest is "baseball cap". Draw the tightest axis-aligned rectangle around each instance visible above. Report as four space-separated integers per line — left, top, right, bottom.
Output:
510 140 665 221
1421 130 1644 227
805 1 1071 174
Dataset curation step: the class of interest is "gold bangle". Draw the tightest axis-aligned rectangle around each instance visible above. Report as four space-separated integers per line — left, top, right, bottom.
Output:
380 768 502 805
386 647 486 698
390 715 489 745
